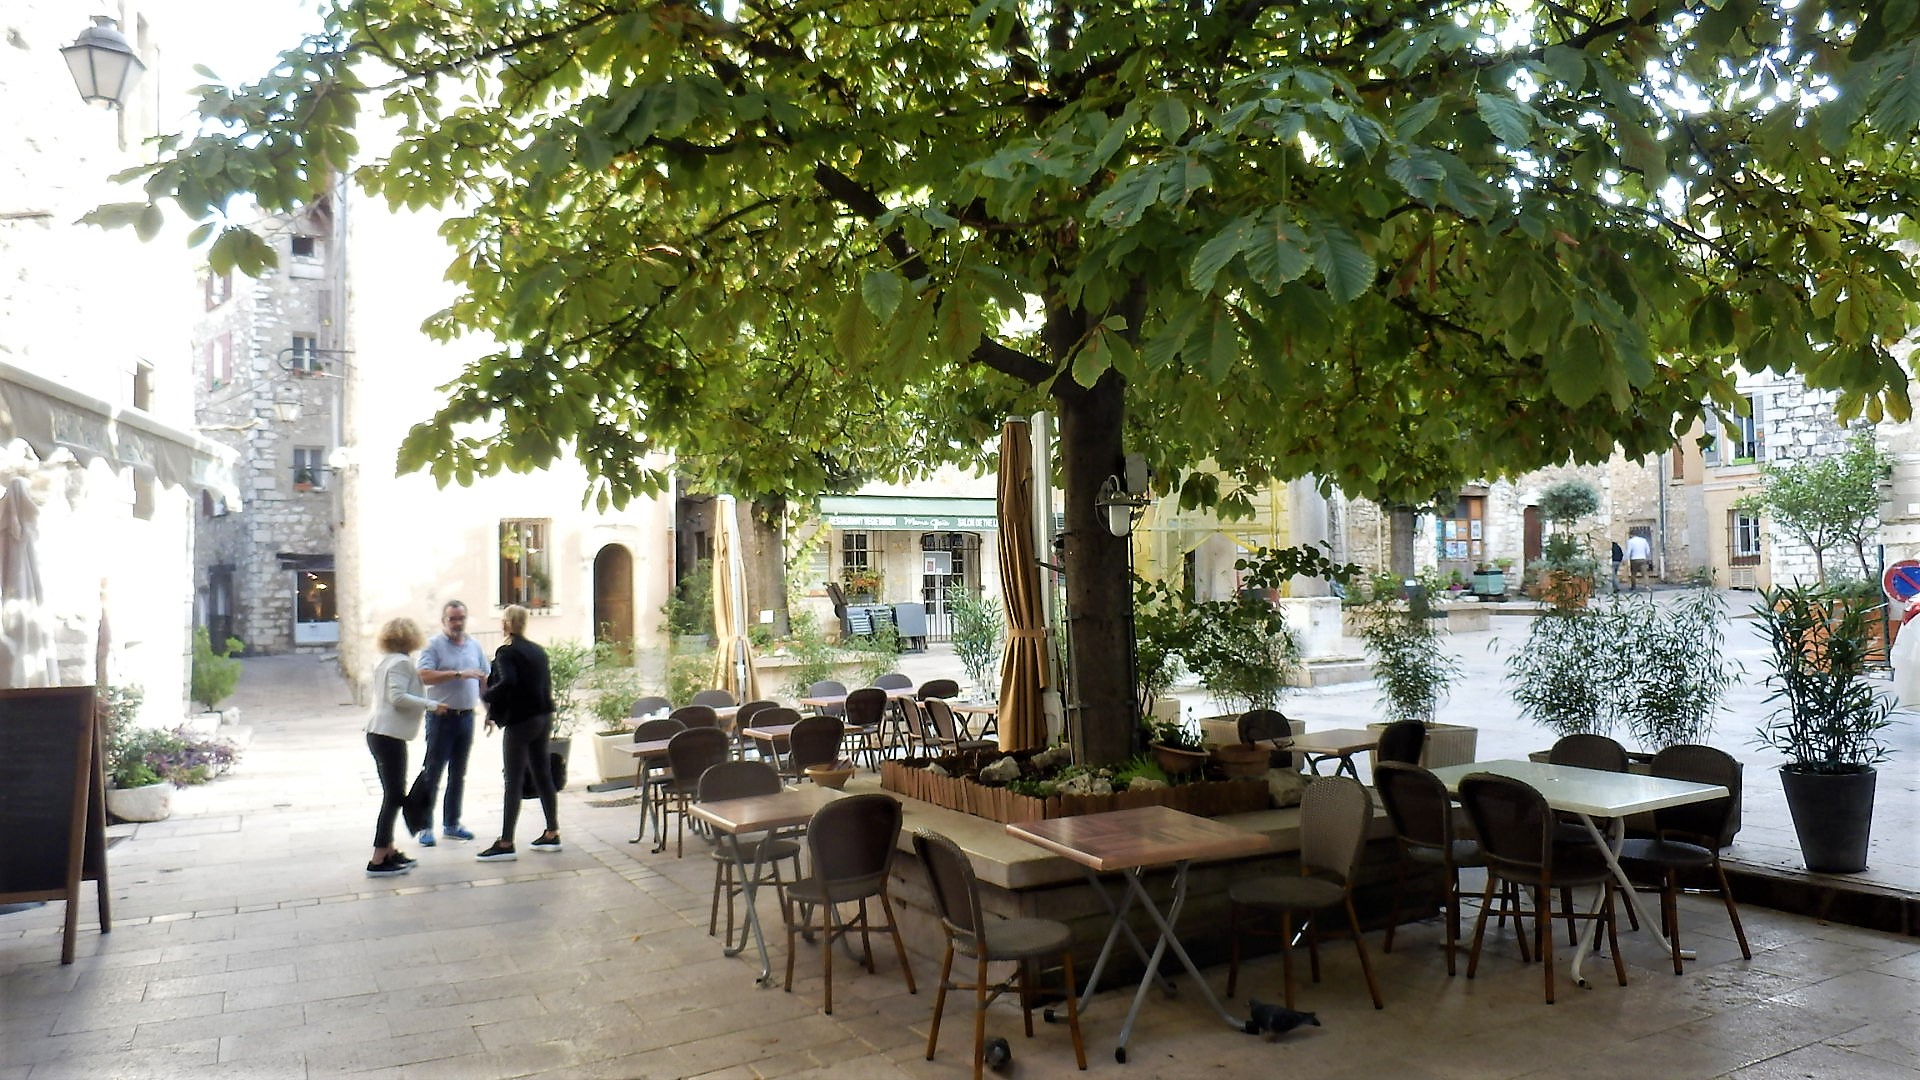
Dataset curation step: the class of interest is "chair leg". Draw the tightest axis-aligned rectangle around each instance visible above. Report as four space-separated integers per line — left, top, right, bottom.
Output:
783 901 800 994
1664 868 1683 976
880 893 916 993
1061 949 1087 1070
822 899 835 1015
1443 866 1461 976
1018 959 1034 1038
1383 854 1408 954
972 953 989 1080
1226 903 1242 998
1305 912 1323 986
1345 895 1383 1010
926 942 953 1062
1538 885 1556 1005
1466 875 1496 979
1715 859 1752 959
1606 887 1628 988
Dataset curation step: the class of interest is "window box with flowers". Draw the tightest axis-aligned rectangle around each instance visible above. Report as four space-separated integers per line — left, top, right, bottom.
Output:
841 566 883 603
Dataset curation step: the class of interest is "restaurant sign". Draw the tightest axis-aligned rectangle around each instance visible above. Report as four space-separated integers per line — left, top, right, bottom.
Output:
819 496 998 532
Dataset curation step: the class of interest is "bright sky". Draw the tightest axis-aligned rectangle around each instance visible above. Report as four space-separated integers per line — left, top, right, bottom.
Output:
150 0 322 95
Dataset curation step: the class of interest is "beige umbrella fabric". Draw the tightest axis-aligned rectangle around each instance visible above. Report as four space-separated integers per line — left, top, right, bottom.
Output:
0 477 57 687
996 420 1048 750
709 494 760 702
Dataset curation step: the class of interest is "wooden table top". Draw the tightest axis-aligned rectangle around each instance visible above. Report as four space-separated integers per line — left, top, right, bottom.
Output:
1287 728 1381 755
1005 805 1271 872
690 785 848 834
741 723 800 741
612 738 676 758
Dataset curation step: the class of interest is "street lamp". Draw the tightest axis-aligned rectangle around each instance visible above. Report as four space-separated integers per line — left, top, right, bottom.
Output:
62 17 145 109
1095 456 1154 537
271 392 301 423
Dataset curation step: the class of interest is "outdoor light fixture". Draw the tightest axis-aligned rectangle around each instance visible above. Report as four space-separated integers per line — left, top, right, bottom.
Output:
1096 454 1155 537
62 17 145 109
271 393 301 423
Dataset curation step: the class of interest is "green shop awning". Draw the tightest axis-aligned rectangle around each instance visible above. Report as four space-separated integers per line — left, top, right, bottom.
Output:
819 496 998 532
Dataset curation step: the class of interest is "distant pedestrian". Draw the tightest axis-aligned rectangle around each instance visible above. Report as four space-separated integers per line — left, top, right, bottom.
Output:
365 617 446 877
1626 533 1653 590
476 604 562 861
408 600 488 847
1610 540 1625 592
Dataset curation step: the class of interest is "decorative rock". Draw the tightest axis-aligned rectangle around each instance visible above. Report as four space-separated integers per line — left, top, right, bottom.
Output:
1088 777 1113 796
926 762 950 777
1128 776 1167 792
978 756 1021 784
1028 745 1071 771
1266 768 1307 808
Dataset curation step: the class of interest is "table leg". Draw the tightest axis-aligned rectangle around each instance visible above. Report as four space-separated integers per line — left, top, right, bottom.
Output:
720 831 780 985
1569 813 1674 987
630 761 655 845
1105 864 1254 1063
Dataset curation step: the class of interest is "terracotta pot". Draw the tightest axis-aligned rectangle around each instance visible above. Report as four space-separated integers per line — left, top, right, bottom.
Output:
1152 742 1208 776
805 764 855 790
1209 743 1271 779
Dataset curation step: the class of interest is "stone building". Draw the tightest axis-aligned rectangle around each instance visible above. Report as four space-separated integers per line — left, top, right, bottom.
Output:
191 202 345 653
0 2 236 721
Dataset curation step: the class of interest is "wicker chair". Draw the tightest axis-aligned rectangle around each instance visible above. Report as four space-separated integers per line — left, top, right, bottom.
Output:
1226 776 1383 1009
660 727 731 857
1374 761 1488 975
781 794 917 1013
914 829 1086 1078
1618 745 1751 974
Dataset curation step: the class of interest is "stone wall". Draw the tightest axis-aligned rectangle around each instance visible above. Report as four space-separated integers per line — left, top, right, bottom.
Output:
1760 383 1873 584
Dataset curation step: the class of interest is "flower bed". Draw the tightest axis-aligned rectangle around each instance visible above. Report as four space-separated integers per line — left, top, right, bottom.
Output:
881 750 1271 824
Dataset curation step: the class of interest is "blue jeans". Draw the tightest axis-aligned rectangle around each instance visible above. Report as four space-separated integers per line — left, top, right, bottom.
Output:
418 709 475 829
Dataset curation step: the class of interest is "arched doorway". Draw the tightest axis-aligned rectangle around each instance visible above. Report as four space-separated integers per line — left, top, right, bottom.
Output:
593 544 635 661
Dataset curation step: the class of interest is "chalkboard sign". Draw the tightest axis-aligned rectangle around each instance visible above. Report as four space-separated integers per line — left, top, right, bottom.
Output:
0 686 111 963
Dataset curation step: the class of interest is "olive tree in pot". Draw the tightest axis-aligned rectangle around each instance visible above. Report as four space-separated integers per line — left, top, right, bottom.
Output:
1753 583 1897 874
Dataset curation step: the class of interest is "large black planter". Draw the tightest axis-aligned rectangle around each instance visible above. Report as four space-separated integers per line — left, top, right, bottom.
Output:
1779 765 1876 873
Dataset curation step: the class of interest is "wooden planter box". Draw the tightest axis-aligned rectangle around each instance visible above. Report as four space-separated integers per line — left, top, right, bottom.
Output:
880 755 1271 825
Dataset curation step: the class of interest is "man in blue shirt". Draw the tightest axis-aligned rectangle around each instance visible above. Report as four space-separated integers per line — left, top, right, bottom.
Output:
412 601 488 845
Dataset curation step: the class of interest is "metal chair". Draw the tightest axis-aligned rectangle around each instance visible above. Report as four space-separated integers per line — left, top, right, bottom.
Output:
914 829 1086 1078
1237 708 1299 769
804 679 849 719
691 689 738 709
787 715 845 779
733 699 780 760
1618 745 1751 974
1375 720 1427 767
629 717 685 845
1459 772 1628 1004
842 687 888 770
1374 761 1488 975
781 793 917 1014
1226 776 1384 1009
917 678 960 701
660 727 731 857
924 698 996 754
699 761 802 951
629 695 672 719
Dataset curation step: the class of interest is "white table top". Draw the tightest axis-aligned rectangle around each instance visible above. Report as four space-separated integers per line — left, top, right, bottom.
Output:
1430 759 1729 818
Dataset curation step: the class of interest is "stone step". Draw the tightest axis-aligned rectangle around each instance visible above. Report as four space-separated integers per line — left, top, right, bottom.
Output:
1299 658 1372 687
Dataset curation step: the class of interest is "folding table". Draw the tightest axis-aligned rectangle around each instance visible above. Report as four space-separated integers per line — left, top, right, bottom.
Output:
689 785 845 984
1430 759 1729 985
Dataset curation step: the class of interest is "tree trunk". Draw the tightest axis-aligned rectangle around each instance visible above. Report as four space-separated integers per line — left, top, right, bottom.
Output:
744 496 789 637
1056 370 1135 765
1390 506 1417 580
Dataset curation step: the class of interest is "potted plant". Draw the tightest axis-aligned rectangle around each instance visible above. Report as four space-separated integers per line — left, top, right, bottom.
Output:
1525 479 1601 609
1352 591 1477 767
947 585 1002 698
531 639 595 791
841 565 883 603
105 722 240 822
190 627 243 718
1471 562 1505 598
1145 715 1207 777
1182 591 1302 715
293 467 316 492
1753 583 1897 873
582 642 650 782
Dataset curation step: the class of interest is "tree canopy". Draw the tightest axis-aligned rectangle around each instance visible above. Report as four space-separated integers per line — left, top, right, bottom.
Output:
116 0 1920 760
1745 430 1893 582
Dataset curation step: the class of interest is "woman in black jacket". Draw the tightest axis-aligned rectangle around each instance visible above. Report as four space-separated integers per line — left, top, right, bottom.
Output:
476 604 562 860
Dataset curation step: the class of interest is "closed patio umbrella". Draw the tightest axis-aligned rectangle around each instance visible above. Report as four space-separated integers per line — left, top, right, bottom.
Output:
996 419 1048 750
0 477 56 687
709 494 760 701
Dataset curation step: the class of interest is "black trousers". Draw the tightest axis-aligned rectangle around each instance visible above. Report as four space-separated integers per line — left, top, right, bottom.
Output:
500 714 558 842
367 732 408 849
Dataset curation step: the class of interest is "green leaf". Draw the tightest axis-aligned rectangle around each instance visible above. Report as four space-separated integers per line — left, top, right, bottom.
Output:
1086 164 1164 227
1690 294 1737 351
135 204 165 242
1303 212 1375 304
1546 348 1606 407
1150 97 1190 143
1474 92 1534 147
1206 306 1240 380
1540 45 1587 89
1190 215 1255 293
1243 214 1312 293
862 270 905 321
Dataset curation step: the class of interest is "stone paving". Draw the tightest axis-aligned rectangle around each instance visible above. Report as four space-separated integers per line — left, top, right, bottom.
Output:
3 602 1919 1079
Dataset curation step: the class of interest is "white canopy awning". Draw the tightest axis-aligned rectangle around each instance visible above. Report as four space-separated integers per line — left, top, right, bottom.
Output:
0 361 237 503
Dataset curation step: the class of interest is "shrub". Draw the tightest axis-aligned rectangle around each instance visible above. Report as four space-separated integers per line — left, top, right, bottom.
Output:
947 585 1003 694
109 725 238 788
190 627 243 712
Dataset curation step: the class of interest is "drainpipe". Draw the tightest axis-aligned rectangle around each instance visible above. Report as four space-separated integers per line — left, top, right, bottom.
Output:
1656 451 1669 579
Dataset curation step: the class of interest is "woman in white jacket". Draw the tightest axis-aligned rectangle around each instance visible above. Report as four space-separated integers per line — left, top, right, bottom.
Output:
364 617 445 876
